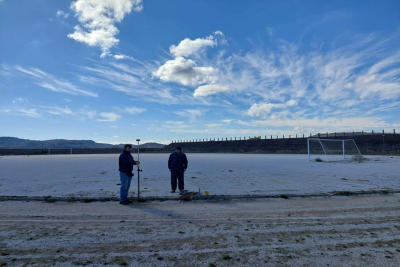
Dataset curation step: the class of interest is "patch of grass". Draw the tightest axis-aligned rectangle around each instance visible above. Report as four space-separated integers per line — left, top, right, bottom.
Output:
222 255 233 260
114 257 128 266
99 171 107 174
209 264 217 267
332 191 355 196
280 194 289 199
73 260 93 266
352 155 368 162
83 198 94 203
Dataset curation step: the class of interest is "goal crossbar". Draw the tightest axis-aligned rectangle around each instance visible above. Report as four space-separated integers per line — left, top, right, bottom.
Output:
307 138 361 161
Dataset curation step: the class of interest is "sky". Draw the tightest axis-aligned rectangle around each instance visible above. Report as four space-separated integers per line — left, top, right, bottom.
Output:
0 0 399 145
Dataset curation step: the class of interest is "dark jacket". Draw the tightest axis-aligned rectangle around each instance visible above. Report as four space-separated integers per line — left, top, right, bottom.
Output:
168 151 188 172
119 150 136 177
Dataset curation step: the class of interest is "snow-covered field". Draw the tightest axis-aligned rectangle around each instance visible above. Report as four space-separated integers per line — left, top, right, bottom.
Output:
0 153 399 198
1 154 400 266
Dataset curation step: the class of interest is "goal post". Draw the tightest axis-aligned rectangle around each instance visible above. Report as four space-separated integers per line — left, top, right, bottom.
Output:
307 138 361 161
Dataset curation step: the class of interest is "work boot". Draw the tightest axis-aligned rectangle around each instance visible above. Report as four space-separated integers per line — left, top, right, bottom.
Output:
171 190 176 193
179 190 185 195
119 199 131 205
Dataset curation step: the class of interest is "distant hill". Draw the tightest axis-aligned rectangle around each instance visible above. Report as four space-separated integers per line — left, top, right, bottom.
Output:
0 137 165 149
140 142 166 148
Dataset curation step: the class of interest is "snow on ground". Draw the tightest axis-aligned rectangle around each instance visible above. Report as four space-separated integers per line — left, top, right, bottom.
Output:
0 154 399 198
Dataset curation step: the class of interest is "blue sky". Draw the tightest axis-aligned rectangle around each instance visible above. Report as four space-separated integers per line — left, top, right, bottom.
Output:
1 0 399 145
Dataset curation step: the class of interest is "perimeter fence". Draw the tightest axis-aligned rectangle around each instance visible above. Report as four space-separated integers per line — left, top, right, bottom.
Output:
170 129 398 143
0 130 399 156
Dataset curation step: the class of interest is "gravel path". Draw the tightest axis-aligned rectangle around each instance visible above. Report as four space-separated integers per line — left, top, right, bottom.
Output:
1 194 400 266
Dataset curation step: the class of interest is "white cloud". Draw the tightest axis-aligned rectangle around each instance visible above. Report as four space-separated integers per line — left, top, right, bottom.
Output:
154 32 228 97
286 99 297 106
114 54 133 60
247 103 285 117
12 98 28 104
68 0 143 57
194 84 229 97
97 112 120 121
170 36 216 57
169 31 226 57
153 56 218 86
222 119 233 124
122 107 146 114
56 10 69 18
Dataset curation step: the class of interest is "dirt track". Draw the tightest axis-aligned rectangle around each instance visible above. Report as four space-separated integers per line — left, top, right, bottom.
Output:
1 195 400 266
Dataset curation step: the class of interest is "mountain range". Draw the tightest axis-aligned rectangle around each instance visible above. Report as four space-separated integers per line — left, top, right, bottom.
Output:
0 137 165 149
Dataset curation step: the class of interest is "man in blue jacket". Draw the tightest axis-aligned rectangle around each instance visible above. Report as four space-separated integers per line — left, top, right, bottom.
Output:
168 146 188 194
118 144 140 204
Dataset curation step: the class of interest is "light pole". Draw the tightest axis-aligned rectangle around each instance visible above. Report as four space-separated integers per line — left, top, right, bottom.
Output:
382 134 385 153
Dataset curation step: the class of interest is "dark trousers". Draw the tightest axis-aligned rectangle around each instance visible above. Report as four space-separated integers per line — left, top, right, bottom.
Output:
171 171 184 191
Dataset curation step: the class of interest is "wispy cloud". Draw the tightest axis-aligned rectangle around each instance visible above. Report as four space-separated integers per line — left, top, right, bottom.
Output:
97 112 120 121
76 60 219 106
3 65 98 97
115 107 146 114
0 108 41 118
149 31 400 134
173 109 204 122
41 105 97 120
68 0 143 58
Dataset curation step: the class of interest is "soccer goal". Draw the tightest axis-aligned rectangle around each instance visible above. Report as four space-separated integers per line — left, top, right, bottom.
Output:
307 138 362 161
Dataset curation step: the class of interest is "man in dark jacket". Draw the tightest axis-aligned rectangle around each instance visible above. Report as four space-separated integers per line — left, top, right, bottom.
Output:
168 146 188 194
118 144 140 204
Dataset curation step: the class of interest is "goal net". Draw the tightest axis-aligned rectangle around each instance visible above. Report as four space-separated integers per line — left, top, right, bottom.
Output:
307 138 361 161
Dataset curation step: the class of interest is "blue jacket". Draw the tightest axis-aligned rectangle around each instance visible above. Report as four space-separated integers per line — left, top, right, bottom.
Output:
168 152 188 172
119 150 136 176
